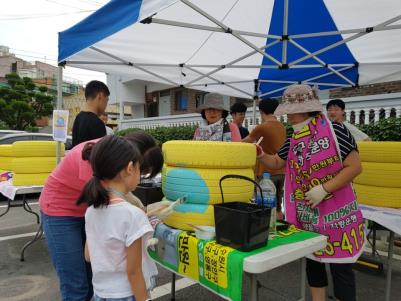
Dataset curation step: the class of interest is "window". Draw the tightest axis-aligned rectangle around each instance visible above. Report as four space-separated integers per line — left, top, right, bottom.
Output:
175 90 188 111
195 93 206 108
11 62 17 73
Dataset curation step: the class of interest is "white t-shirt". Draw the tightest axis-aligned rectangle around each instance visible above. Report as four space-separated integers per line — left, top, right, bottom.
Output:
343 121 370 141
85 201 156 298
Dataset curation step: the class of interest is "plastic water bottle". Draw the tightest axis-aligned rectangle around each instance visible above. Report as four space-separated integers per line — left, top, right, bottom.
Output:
256 172 277 234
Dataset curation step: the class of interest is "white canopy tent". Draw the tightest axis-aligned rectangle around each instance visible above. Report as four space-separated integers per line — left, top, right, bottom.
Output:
57 0 401 121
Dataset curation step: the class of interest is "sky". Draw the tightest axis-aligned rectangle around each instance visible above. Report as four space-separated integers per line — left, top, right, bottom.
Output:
0 0 110 85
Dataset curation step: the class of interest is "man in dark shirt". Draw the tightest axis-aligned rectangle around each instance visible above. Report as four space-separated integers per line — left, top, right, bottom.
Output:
72 80 110 147
230 102 249 139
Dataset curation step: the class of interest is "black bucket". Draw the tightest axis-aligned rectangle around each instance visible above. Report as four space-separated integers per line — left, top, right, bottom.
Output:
214 175 271 252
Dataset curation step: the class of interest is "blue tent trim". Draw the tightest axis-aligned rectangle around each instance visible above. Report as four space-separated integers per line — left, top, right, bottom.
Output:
258 0 358 98
58 0 143 62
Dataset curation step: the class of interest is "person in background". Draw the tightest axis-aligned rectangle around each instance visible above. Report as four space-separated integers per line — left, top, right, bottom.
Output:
257 85 364 301
230 102 249 139
193 93 241 142
78 136 154 301
72 80 110 147
100 112 114 135
242 98 286 218
326 98 371 141
40 132 163 301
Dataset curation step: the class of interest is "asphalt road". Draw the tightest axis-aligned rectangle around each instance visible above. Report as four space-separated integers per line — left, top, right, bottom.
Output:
0 196 400 301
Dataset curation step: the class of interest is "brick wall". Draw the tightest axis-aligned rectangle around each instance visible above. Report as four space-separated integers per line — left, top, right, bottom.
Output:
329 80 401 98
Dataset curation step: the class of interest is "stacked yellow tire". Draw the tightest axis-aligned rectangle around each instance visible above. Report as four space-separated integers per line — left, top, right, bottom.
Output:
161 141 256 230
354 142 401 208
0 145 13 173
0 141 64 186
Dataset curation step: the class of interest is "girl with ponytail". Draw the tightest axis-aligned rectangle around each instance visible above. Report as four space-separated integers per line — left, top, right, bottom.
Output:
39 131 163 301
79 135 154 301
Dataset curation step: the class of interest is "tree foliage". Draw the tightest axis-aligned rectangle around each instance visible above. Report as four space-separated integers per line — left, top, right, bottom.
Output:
0 73 54 130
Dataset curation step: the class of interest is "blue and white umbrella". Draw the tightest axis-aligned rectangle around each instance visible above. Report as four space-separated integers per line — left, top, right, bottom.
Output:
58 0 401 100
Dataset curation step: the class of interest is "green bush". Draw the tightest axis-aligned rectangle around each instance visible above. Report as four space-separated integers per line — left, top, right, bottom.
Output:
115 117 401 143
283 122 293 138
115 125 197 144
0 120 9 130
358 117 401 141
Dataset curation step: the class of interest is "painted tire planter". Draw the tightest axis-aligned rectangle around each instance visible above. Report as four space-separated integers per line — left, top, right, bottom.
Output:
162 166 254 205
12 141 65 157
357 141 401 163
13 173 50 186
162 140 256 168
11 157 61 174
161 198 214 231
353 162 401 188
354 184 401 208
0 157 13 171
0 145 12 157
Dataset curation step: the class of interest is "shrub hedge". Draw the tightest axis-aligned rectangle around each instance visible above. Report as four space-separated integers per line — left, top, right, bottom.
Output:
115 117 401 143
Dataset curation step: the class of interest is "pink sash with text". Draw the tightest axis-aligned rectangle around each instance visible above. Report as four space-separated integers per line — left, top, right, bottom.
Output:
285 115 365 263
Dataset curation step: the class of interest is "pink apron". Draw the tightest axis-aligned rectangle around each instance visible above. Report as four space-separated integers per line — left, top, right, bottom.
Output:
285 115 365 263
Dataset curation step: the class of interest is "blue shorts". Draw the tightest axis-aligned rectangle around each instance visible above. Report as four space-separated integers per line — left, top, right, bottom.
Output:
94 295 136 301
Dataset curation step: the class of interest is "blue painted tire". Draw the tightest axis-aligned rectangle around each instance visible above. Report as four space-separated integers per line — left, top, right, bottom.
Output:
161 198 215 230
162 166 254 205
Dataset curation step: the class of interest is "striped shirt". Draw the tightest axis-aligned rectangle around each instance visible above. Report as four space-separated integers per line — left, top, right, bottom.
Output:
278 122 357 161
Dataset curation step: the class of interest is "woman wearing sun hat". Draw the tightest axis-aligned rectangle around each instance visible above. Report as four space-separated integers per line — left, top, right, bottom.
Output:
257 84 365 301
193 92 241 141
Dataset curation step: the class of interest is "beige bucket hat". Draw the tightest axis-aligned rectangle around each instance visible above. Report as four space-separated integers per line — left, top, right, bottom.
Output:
274 84 323 116
196 93 229 112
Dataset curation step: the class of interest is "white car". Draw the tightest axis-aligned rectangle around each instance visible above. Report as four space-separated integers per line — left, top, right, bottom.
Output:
0 130 25 138
0 133 73 150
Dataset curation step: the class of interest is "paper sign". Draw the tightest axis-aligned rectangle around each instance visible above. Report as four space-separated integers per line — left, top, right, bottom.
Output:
52 110 69 142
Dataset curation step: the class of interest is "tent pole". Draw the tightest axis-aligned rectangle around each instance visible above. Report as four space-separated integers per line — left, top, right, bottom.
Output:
290 23 401 39
282 0 289 65
259 65 354 98
56 66 63 164
259 66 354 98
64 62 355 69
289 14 401 67
185 40 280 86
184 66 253 97
119 100 124 130
180 0 281 66
117 76 123 131
253 79 259 125
89 46 179 86
151 17 280 39
289 39 355 86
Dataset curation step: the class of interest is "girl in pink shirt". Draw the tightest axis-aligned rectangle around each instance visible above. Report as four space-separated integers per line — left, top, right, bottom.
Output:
39 132 163 301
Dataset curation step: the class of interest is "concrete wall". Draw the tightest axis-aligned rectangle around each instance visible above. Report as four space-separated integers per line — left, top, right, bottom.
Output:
107 75 146 105
131 104 145 119
0 55 25 77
